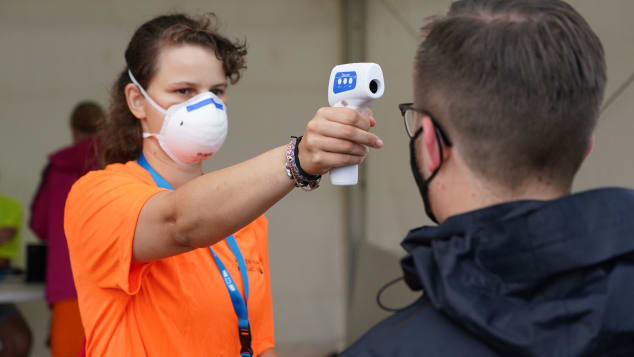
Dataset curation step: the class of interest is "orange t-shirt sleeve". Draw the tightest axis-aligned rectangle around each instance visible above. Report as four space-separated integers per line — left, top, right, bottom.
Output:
64 167 165 294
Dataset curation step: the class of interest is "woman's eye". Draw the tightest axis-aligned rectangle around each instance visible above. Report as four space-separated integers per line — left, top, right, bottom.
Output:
175 88 192 95
211 88 225 96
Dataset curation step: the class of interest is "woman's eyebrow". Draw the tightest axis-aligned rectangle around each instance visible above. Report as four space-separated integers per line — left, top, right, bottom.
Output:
168 81 198 87
168 81 228 88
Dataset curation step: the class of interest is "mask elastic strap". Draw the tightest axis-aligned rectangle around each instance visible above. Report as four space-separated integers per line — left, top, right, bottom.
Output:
128 69 167 114
421 128 446 224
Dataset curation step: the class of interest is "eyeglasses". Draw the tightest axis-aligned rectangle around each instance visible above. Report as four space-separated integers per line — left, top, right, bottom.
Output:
398 103 452 146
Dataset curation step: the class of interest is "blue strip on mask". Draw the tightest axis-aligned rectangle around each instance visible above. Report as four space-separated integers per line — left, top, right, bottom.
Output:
186 97 224 112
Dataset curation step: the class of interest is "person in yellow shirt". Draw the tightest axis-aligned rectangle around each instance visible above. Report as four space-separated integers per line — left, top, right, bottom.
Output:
0 194 32 357
0 195 22 265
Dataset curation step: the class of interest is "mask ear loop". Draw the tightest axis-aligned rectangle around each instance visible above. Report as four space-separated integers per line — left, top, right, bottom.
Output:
376 276 421 313
127 69 167 114
426 125 447 184
420 124 449 224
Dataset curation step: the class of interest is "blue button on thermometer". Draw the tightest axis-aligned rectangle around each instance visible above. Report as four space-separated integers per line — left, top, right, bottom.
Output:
333 71 357 94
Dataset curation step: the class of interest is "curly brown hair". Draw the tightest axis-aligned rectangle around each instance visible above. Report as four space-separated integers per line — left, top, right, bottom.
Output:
101 13 247 166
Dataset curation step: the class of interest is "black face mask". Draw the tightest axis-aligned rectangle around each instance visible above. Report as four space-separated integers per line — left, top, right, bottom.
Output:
409 127 443 224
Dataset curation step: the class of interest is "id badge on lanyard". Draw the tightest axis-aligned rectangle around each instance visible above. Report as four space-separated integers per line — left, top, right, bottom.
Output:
138 153 253 357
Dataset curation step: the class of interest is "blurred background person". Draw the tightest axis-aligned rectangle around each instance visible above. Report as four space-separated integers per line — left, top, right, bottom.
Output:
0 193 32 357
29 101 104 357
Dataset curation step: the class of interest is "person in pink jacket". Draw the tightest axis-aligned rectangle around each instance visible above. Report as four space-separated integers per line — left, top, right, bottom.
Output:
30 101 104 357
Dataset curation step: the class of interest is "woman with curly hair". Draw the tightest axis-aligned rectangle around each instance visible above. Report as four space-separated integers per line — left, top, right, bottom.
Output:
64 13 382 357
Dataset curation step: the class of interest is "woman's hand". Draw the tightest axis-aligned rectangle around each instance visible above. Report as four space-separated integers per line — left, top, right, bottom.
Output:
298 107 382 176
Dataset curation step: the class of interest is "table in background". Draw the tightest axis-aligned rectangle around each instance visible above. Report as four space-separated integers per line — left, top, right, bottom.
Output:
0 275 44 303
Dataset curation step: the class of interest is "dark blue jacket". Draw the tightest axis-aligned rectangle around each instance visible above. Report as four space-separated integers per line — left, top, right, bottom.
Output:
342 188 634 356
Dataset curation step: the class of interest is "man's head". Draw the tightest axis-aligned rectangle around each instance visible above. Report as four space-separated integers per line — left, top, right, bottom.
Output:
70 101 105 143
410 0 606 221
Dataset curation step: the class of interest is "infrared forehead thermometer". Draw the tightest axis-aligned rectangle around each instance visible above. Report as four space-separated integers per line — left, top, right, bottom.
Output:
328 63 384 185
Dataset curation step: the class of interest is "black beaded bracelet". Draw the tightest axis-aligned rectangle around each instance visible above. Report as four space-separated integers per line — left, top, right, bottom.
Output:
293 136 322 181
285 136 321 191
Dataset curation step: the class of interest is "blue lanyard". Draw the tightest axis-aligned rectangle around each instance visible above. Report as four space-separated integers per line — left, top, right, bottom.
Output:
137 153 253 357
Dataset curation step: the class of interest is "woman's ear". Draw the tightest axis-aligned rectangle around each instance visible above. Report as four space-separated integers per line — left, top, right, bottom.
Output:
422 117 441 173
125 83 147 119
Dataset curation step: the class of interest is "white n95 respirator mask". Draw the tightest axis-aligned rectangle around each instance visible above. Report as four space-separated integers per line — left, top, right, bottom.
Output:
128 70 228 166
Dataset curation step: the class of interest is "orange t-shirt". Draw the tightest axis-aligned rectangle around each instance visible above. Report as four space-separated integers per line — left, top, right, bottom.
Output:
64 161 275 357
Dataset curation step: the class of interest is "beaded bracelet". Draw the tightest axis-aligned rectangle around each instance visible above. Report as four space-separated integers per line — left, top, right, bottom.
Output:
285 136 321 191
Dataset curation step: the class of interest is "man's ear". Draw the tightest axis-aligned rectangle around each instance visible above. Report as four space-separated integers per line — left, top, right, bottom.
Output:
422 116 441 173
125 83 147 120
584 136 594 159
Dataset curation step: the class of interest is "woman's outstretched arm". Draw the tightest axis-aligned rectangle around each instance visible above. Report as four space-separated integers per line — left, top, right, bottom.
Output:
132 107 381 262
